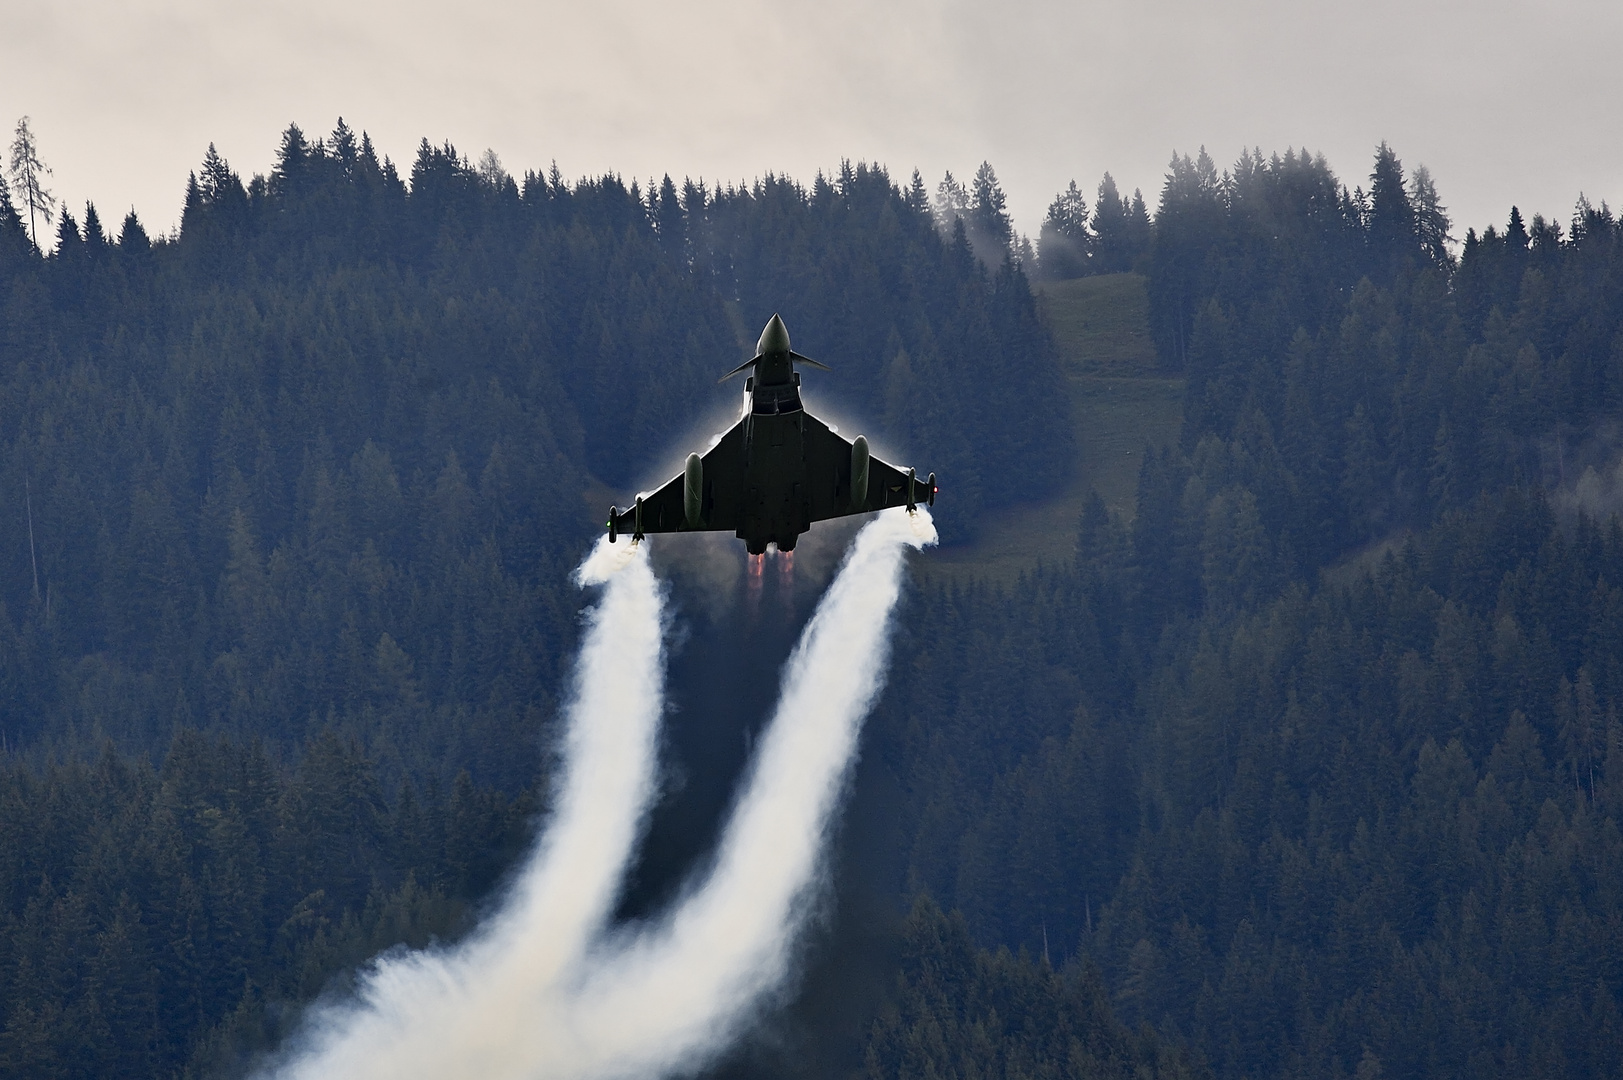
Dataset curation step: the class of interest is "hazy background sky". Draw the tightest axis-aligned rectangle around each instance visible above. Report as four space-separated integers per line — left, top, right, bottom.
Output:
3 0 1618 245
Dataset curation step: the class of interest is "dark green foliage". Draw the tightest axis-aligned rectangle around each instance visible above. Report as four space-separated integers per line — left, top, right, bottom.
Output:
968 162 1014 260
864 897 1203 1080
8 119 1623 1080
876 564 1135 957
1090 174 1150 275
1141 142 1623 574
874 491 1623 1079
865 144 1623 1080
0 129 1060 772
0 123 1069 1071
1367 142 1416 279
0 735 528 1078
1093 495 1623 1080
1038 181 1090 280
1036 174 1151 282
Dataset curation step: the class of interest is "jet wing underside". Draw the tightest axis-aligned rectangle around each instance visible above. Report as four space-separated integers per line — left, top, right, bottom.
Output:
800 416 929 522
608 422 747 538
607 411 930 542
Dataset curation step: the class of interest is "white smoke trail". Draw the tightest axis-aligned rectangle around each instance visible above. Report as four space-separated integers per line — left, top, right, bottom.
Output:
268 508 934 1080
532 507 937 1079
267 536 667 1080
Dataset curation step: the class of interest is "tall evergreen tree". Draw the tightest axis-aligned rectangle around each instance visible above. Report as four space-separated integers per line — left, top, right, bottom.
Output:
80 203 106 255
1092 172 1136 272
6 116 55 252
1367 140 1415 276
1038 180 1090 279
1147 148 1225 370
117 209 149 251
933 169 968 233
1409 163 1453 267
0 171 32 269
967 160 1013 260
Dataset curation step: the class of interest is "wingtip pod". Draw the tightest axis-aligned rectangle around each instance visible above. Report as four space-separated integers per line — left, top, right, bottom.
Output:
576 529 645 585
601 496 646 547
875 503 937 549
905 504 939 548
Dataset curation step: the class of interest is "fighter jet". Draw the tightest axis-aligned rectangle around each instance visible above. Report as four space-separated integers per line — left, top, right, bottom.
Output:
606 314 936 554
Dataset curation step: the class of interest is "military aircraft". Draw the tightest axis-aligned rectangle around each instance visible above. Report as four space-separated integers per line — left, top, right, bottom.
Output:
606 314 936 554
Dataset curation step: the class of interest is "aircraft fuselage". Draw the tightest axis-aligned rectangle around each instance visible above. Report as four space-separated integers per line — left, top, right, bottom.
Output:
605 313 934 554
740 373 810 554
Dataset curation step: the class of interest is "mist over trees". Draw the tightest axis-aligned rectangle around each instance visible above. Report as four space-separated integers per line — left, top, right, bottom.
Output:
930 161 1028 269
1037 171 1152 280
2 123 1623 1080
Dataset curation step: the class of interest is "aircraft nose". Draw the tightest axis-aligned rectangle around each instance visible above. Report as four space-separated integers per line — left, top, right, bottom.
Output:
756 313 791 358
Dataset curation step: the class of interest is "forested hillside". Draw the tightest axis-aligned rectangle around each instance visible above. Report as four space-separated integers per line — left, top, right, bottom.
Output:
0 123 1061 1076
4 123 1623 1080
870 147 1623 1078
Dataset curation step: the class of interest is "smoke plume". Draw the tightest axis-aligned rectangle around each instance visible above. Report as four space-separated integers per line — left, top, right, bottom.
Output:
265 508 935 1080
267 537 669 1079
537 507 937 1077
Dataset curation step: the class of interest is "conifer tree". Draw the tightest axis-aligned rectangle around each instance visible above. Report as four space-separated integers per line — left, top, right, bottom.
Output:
905 168 929 215
1092 172 1133 271
7 116 55 251
0 172 23 237
1570 193 1616 246
81 202 106 254
475 148 507 191
0 171 31 267
968 160 1012 258
1038 180 1089 279
933 170 968 232
1367 141 1414 276
117 209 149 251
1409 163 1452 267
331 117 359 174
270 123 311 199
52 206 80 259
1124 188 1152 263
654 174 683 258
1147 149 1225 369
1506 203 1529 250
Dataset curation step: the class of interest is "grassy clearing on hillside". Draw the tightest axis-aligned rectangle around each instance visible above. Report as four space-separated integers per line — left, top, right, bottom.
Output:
914 272 1181 583
1034 274 1159 377
919 271 1179 582
923 375 1182 584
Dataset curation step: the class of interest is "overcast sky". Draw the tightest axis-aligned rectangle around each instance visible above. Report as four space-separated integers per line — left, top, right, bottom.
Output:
4 0 1619 246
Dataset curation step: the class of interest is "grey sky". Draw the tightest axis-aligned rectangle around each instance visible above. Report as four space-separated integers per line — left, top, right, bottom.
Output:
4 0 1619 245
